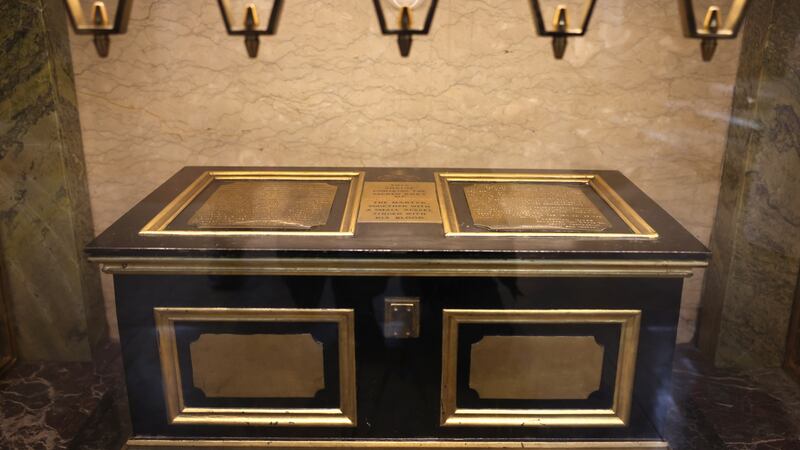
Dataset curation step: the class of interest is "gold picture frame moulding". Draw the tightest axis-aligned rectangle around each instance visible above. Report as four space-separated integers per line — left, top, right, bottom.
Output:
125 439 669 449
440 309 641 427
140 170 365 237
433 172 658 239
154 307 357 427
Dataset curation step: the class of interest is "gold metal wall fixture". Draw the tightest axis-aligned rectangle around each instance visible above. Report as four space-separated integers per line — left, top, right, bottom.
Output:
154 307 357 427
440 309 641 427
678 0 752 61
63 1 751 62
217 0 284 57
434 172 658 239
140 170 365 237
528 0 598 59
373 0 439 57
63 0 133 57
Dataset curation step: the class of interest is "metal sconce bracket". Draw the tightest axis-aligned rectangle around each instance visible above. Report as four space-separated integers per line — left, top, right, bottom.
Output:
679 0 752 61
217 0 284 58
65 0 750 65
529 0 598 59
64 0 133 57
373 0 439 57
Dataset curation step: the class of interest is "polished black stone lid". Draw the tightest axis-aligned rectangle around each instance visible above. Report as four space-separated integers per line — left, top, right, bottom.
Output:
86 166 710 263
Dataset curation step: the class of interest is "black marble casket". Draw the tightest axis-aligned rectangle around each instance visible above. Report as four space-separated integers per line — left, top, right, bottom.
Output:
86 167 708 450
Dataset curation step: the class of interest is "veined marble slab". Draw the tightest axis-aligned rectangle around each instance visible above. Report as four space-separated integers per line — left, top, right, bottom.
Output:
68 0 742 342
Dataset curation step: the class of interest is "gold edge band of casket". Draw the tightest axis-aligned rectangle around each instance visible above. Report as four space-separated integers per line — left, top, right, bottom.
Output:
125 438 670 449
93 257 706 278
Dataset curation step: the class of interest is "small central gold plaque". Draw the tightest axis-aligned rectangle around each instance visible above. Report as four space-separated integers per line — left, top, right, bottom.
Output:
358 182 442 223
463 183 611 232
188 181 337 230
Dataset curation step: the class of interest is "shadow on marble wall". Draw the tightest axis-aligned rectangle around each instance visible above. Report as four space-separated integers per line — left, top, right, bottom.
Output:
699 0 800 368
0 0 106 361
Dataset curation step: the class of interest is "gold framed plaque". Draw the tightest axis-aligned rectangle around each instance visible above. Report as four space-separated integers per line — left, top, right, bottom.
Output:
141 171 365 236
440 309 641 428
154 307 357 427
434 172 657 238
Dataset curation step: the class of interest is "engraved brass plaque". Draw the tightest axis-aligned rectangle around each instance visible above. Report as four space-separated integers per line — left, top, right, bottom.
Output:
434 172 657 238
190 333 325 398
358 182 442 223
188 181 337 230
140 171 364 236
463 183 611 232
469 335 604 400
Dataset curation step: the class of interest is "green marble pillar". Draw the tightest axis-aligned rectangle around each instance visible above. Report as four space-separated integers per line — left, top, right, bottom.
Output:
699 0 800 368
0 256 13 373
0 0 106 361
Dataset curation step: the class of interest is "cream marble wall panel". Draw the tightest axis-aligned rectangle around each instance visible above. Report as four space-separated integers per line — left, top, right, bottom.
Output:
69 0 741 342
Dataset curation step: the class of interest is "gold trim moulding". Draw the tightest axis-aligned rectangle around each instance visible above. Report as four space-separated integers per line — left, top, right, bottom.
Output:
433 172 658 239
440 309 641 428
154 308 357 427
140 170 365 237
124 439 670 449
93 257 707 278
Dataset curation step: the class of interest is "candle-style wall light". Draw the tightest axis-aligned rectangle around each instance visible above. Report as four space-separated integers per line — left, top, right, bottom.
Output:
217 0 284 58
678 0 751 61
528 0 598 59
64 0 132 57
373 0 439 57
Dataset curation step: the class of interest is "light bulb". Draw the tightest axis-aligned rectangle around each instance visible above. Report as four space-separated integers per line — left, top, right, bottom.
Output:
390 0 425 9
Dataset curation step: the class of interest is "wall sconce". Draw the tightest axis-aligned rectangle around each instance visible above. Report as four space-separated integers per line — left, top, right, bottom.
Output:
373 0 439 57
678 0 751 61
217 0 284 58
528 0 597 59
64 0 132 57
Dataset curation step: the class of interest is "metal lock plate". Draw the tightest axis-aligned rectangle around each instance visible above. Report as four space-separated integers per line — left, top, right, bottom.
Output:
384 297 420 339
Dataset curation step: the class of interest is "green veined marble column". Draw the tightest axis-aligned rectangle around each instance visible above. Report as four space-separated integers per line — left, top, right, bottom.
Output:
0 0 106 361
